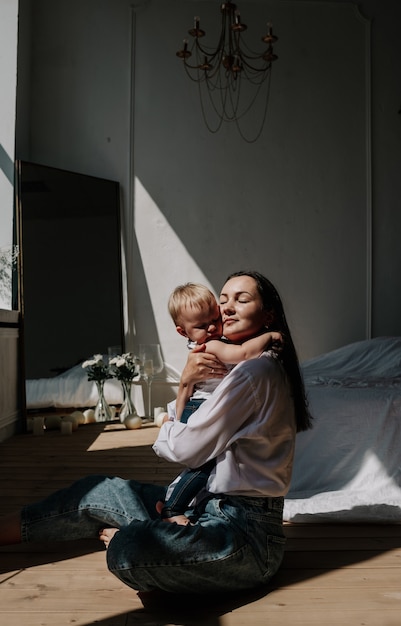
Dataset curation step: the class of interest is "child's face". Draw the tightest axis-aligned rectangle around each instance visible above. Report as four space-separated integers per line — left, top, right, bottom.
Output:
176 301 223 344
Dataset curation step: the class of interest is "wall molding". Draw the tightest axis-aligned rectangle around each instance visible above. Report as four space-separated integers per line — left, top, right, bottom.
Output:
360 6 372 339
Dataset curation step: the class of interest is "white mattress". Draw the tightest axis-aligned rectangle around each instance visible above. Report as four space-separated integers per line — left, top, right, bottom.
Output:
284 336 401 522
26 360 180 417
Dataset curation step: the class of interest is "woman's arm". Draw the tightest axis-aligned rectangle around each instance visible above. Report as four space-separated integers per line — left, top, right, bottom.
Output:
174 333 282 420
154 366 254 465
180 344 227 385
153 357 278 467
205 331 282 364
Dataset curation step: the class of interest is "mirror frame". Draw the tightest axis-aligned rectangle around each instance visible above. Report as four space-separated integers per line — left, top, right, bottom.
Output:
15 160 125 395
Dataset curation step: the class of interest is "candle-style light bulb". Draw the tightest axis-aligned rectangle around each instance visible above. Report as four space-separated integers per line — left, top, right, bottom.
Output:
176 38 191 59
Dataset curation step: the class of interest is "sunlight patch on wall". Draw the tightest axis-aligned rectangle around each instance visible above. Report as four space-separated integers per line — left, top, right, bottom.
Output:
134 176 214 370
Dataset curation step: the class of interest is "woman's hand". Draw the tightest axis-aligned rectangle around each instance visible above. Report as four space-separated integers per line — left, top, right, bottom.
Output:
181 344 226 390
174 345 227 417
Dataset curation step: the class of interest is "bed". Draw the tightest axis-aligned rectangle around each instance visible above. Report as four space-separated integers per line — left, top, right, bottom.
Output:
284 336 401 523
26 337 401 523
26 361 181 417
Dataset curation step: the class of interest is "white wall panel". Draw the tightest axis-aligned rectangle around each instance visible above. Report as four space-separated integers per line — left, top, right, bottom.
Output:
129 1 371 369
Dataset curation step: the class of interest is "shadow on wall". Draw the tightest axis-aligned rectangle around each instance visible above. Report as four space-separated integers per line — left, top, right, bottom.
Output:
0 143 14 183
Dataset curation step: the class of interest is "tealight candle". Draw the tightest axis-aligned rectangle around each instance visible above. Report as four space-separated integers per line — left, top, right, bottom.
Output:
62 415 79 431
45 415 62 430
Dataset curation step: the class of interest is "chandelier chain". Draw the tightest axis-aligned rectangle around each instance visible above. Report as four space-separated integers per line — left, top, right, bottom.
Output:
176 0 278 141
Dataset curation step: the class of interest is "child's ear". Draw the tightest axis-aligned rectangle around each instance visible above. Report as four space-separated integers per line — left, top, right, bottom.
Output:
176 325 188 338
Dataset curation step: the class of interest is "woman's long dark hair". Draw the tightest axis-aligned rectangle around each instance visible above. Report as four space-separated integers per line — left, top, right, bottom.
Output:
225 271 312 432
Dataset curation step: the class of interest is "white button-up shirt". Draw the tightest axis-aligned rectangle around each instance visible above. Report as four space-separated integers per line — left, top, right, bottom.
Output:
153 352 296 497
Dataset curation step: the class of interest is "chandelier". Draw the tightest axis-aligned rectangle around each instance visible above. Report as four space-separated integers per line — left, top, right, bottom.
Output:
176 1 278 142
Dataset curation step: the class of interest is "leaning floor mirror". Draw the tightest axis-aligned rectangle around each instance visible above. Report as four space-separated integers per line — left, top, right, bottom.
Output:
16 160 124 395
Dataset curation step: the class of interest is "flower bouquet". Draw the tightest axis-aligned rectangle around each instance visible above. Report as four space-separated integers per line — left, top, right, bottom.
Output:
82 354 112 422
82 354 111 381
109 353 138 382
109 353 139 423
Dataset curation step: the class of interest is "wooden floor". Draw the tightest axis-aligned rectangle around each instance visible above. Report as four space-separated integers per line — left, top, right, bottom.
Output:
1 419 401 625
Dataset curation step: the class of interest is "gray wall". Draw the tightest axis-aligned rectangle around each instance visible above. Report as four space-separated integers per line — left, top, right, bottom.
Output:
15 0 401 373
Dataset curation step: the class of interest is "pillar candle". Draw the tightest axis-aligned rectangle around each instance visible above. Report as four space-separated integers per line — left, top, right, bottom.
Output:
33 416 45 436
154 406 164 420
61 420 73 435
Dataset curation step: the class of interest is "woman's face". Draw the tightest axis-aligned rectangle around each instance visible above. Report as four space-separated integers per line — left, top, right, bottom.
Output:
219 275 270 343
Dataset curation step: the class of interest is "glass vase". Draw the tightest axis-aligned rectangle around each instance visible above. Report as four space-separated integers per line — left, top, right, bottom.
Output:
94 380 113 422
119 380 138 423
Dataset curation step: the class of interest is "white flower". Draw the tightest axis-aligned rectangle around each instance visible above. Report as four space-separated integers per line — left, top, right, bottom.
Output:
82 354 111 381
109 356 129 368
109 352 138 381
82 354 105 369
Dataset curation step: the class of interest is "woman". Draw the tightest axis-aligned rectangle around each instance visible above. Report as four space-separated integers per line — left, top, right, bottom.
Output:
0 271 311 595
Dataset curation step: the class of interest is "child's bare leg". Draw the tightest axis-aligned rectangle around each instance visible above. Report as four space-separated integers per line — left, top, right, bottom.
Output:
163 514 191 526
155 501 191 526
0 512 22 545
99 528 119 548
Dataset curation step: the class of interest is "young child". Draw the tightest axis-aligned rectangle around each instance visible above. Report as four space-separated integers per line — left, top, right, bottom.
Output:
158 282 283 525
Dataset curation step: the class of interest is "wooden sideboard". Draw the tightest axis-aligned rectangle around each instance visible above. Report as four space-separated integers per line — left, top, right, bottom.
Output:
0 309 24 442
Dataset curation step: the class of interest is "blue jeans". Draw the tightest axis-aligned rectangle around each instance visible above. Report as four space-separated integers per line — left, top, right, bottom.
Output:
21 475 286 594
180 398 205 423
161 398 215 519
160 460 215 519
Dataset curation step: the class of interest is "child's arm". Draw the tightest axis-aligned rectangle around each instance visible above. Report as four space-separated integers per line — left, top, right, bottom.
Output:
205 331 283 364
175 385 191 422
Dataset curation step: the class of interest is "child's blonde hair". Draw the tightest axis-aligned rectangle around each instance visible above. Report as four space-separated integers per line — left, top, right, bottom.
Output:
168 283 217 326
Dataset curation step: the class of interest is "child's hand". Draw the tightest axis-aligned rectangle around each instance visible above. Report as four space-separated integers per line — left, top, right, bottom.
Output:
269 331 284 352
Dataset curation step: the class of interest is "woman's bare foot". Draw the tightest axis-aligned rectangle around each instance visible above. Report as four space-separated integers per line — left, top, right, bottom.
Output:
99 527 119 548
